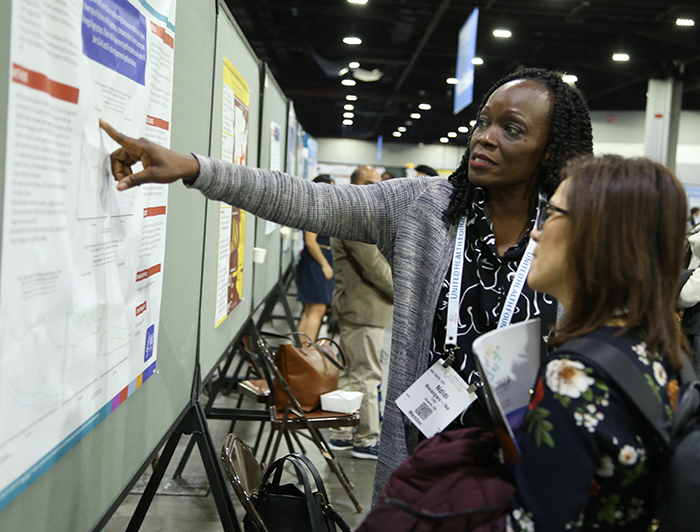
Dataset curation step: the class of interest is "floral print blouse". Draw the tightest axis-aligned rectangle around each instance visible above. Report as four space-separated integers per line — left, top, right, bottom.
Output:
509 327 679 532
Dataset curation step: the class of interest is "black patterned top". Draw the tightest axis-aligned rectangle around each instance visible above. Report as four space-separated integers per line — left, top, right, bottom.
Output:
429 187 558 383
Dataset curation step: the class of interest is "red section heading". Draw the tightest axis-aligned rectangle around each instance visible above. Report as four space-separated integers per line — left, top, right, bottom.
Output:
143 206 167 217
150 22 174 49
12 64 79 105
136 264 162 282
146 115 170 131
136 302 147 316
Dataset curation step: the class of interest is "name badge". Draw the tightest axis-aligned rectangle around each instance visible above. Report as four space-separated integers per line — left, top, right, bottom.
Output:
396 361 477 438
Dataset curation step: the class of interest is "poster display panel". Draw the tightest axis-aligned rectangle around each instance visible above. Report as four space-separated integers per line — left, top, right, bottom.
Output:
0 0 177 510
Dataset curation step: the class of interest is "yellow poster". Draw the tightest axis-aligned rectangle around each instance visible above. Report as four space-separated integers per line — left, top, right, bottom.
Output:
215 58 249 326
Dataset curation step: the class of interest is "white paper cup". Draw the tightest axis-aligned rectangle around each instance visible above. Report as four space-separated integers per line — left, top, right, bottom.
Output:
253 247 267 264
279 226 291 237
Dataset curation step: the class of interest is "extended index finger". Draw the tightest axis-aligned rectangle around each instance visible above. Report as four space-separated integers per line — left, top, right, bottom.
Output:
99 119 127 145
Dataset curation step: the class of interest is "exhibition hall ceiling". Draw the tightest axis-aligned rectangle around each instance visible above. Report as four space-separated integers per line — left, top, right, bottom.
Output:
224 0 700 144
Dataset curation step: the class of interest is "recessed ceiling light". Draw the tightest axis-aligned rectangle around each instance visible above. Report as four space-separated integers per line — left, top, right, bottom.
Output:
612 53 630 62
338 67 350 76
344 104 354 110
343 119 353 125
346 94 358 101
446 77 458 85
343 37 362 45
439 137 449 143
471 57 484 65
676 18 695 26
447 132 457 138
469 120 477 126
418 103 431 110
392 131 402 137
343 112 354 118
341 79 357 86
410 113 421 119
398 126 407 132
349 61 360 68
562 74 578 84
347 0 367 4
493 29 512 38
458 126 469 133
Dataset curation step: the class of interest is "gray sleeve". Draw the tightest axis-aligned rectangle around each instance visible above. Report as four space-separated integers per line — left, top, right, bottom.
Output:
190 155 434 263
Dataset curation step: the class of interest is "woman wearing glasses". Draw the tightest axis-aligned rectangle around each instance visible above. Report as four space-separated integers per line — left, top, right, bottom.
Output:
100 67 594 501
509 155 686 531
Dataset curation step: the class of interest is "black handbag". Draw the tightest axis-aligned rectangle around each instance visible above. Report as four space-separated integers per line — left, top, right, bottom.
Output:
244 453 352 532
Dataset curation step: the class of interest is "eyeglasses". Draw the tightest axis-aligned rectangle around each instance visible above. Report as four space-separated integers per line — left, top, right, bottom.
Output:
535 201 569 231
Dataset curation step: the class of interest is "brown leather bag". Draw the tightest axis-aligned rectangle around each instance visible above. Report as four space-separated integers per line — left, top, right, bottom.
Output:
263 333 346 412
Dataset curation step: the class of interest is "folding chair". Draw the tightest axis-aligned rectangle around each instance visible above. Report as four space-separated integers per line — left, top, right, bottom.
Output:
221 433 269 532
251 334 363 512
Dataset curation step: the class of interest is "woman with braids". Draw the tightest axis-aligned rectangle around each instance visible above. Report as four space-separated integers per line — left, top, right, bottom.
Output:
100 67 593 502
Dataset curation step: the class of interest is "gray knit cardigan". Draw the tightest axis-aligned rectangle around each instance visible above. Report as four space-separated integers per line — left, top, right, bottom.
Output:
193 155 459 504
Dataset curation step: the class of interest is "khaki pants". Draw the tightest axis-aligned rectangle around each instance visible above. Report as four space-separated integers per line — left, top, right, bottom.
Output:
331 321 385 447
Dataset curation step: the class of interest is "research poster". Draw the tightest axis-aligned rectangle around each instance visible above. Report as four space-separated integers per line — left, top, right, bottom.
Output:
265 121 281 235
0 0 177 510
215 58 249 326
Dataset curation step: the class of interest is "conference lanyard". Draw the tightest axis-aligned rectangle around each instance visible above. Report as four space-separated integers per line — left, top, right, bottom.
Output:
444 195 544 360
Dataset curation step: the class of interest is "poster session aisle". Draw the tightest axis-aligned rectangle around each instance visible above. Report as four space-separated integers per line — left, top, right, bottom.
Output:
0 0 177 510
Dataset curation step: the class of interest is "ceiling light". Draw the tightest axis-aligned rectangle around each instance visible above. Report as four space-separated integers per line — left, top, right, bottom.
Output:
471 57 483 65
346 94 358 101
343 37 362 45
447 132 457 138
676 18 695 26
343 112 354 118
469 120 477 126
343 119 353 125
439 137 449 143
410 113 421 119
341 79 357 86
349 61 360 68
344 104 354 110
458 126 469 133
612 53 630 62
392 131 402 137
347 0 367 4
562 74 578 84
446 77 458 85
493 29 512 38
398 126 407 132
418 103 431 110
338 67 349 76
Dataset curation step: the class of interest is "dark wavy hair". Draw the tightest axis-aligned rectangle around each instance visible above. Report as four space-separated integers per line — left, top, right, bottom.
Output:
443 67 593 225
550 155 688 369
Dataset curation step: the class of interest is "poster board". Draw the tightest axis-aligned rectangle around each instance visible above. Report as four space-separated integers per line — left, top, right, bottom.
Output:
253 67 288 308
0 0 215 530
198 2 260 382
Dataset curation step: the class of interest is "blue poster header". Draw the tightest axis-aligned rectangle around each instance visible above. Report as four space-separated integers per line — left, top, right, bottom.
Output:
453 7 479 115
82 0 147 85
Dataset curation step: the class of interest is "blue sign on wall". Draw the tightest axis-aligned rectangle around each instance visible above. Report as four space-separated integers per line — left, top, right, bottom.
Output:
453 8 479 115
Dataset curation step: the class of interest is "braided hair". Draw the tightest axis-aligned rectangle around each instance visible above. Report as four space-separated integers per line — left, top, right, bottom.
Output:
443 67 593 225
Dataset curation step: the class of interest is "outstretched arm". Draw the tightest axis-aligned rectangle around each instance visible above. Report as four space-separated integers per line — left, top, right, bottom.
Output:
101 120 433 258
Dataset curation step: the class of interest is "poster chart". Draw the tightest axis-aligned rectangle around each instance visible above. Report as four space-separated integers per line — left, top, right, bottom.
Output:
265 121 281 235
0 0 177 510
215 58 249 327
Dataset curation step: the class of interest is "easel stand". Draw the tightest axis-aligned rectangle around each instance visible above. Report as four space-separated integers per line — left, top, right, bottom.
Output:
125 400 240 532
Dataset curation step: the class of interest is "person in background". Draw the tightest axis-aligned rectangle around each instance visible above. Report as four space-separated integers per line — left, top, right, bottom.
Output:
381 170 395 181
99 67 594 503
414 164 438 177
688 206 700 230
510 155 687 531
328 166 394 460
296 174 335 341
